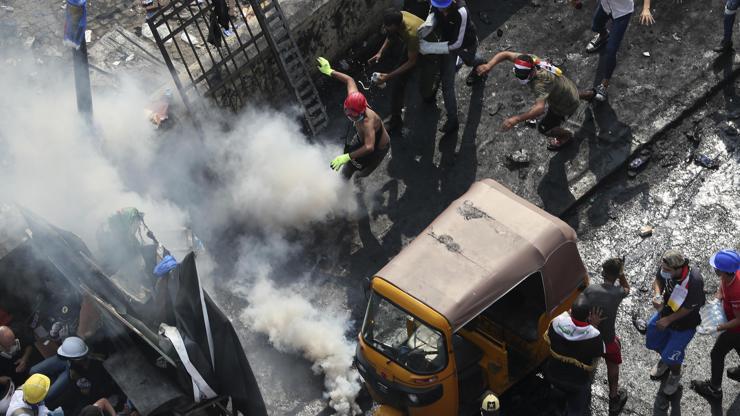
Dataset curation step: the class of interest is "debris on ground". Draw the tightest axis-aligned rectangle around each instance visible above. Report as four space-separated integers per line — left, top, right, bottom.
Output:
506 149 530 165
497 28 504 38
628 148 651 178
693 153 720 169
639 224 654 238
642 51 651 57
147 90 172 128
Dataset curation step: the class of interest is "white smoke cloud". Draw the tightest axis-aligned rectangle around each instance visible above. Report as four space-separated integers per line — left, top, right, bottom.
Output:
0 47 363 413
240 276 362 415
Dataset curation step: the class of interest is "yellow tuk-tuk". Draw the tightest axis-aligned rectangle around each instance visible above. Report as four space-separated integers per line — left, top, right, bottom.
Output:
355 179 589 416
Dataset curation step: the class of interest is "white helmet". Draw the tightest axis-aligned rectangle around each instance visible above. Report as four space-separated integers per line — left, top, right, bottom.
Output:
57 336 89 359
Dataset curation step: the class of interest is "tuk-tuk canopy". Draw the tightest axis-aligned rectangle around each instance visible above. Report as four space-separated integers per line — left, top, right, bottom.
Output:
376 179 586 332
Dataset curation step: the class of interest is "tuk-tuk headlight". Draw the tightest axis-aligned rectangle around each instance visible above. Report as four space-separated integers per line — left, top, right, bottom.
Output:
408 393 419 404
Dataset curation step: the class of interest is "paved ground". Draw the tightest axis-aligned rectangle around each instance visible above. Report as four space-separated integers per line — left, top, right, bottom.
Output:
3 0 740 414
565 73 740 415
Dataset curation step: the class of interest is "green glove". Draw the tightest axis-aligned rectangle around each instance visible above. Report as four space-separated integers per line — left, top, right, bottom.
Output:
317 57 333 76
330 154 351 171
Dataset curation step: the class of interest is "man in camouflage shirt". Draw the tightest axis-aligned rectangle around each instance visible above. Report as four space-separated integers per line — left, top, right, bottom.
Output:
477 51 589 150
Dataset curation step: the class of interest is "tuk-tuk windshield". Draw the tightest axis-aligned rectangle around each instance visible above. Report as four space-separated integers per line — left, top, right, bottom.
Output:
362 291 447 374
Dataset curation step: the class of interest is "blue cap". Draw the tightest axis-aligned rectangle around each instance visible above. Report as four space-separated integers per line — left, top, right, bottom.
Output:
431 0 453 8
710 249 740 273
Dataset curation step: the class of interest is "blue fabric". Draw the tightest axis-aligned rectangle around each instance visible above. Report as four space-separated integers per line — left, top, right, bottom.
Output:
591 4 631 81
153 255 178 277
645 312 697 365
63 0 87 49
30 355 71 407
431 0 452 8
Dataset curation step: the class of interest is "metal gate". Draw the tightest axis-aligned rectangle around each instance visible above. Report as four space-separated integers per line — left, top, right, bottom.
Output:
147 0 328 135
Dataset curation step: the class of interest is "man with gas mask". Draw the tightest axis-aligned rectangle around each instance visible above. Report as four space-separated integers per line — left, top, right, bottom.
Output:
476 51 591 150
317 57 391 180
0 326 34 386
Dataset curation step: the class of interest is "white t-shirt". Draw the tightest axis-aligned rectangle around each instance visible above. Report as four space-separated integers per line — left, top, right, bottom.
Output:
5 391 49 416
599 0 634 19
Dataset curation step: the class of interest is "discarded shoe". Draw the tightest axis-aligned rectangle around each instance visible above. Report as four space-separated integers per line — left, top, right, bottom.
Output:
608 389 628 414
439 119 459 133
714 40 733 53
694 154 720 169
586 32 609 53
691 380 723 400
632 314 647 335
547 136 573 151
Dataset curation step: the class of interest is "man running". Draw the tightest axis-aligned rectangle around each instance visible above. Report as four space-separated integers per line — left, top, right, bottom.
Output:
476 51 590 150
579 0 655 101
317 57 390 180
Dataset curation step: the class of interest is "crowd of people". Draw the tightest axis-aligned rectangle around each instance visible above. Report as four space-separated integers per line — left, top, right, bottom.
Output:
0 309 127 416
317 0 732 179
544 249 740 415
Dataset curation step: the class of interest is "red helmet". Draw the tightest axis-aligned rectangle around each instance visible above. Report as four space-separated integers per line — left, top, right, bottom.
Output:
343 91 367 116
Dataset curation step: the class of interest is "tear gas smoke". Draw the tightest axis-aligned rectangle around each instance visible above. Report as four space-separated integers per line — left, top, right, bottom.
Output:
0 51 187 247
241 276 362 415
0 47 363 413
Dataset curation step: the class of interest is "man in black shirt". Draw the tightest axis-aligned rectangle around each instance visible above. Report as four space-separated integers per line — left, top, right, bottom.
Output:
545 294 604 415
645 250 705 396
583 257 629 413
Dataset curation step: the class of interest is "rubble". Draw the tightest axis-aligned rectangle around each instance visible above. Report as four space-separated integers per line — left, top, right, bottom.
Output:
639 225 654 238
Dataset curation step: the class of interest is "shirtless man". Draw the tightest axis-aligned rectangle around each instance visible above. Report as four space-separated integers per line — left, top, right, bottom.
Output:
317 57 391 179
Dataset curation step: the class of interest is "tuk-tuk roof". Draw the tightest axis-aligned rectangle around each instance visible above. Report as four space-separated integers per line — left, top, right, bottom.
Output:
376 179 580 332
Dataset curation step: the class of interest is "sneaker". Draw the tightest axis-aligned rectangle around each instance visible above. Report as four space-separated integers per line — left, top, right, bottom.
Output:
222 28 234 37
714 39 733 53
690 379 722 400
650 360 669 380
586 32 609 53
439 118 459 133
608 389 628 414
728 365 740 382
662 371 681 395
593 84 608 102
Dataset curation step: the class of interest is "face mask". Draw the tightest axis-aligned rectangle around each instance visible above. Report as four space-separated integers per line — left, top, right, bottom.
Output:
346 113 365 123
0 338 20 359
660 270 673 280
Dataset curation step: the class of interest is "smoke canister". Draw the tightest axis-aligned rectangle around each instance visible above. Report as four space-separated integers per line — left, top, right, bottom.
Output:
371 72 387 89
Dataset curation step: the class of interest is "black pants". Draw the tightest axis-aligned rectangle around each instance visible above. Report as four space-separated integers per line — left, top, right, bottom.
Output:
711 330 740 386
341 146 390 180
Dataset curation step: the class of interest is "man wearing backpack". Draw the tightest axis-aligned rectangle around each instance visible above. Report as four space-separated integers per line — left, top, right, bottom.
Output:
476 51 591 150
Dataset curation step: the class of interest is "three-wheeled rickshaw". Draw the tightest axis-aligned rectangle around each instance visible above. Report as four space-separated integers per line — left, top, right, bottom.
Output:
355 179 589 415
